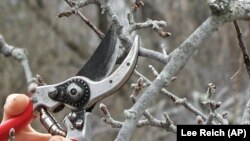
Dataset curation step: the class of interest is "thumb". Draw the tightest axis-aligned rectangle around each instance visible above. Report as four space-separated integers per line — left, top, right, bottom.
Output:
2 94 29 121
1 94 35 132
49 136 71 141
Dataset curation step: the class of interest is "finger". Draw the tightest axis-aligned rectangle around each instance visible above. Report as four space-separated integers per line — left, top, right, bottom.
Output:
15 131 51 141
2 94 29 121
49 136 71 141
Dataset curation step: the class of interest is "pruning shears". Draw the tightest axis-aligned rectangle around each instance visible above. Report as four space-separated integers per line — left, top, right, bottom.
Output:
0 25 139 141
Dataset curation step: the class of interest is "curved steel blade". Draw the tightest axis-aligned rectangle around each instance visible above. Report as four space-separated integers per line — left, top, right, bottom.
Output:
85 36 139 109
76 25 118 81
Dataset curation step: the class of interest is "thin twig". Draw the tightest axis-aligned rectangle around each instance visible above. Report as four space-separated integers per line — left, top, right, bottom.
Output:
196 116 204 125
230 61 244 80
133 70 209 121
130 78 176 132
100 76 177 133
160 42 168 56
129 19 171 38
63 0 105 39
233 21 250 78
127 0 144 24
148 65 159 77
205 113 215 125
202 83 228 124
100 103 175 130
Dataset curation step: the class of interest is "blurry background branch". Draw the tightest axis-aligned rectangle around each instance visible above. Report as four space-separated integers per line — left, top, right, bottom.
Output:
25 0 91 59
233 21 250 78
242 99 250 124
0 35 33 84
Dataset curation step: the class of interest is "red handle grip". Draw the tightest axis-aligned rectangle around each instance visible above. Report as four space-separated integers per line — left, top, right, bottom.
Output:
0 99 33 140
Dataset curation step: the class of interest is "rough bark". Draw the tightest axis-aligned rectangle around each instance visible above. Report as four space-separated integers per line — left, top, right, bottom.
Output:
115 1 250 141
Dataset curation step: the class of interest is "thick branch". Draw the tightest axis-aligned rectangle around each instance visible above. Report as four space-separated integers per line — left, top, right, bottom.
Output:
115 15 225 141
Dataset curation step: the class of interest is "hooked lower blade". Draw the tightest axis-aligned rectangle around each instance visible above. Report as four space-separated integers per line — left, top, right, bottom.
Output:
76 25 118 81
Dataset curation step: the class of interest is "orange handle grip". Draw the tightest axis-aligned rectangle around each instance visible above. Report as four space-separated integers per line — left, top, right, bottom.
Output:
0 99 33 140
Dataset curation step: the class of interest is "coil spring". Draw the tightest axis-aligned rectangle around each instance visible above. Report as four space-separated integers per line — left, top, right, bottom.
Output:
39 108 67 137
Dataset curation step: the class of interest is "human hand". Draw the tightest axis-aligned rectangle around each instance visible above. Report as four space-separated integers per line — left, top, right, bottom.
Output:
1 94 69 141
